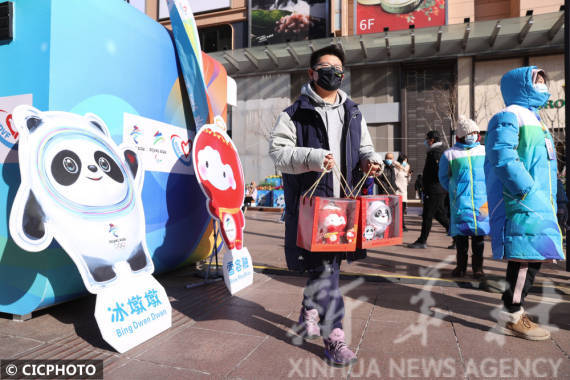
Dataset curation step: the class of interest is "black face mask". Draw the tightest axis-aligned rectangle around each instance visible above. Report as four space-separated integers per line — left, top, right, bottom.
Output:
314 66 344 91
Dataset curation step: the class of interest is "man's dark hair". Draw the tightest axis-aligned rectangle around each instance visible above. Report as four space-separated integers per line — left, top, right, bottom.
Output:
426 130 440 142
310 45 345 68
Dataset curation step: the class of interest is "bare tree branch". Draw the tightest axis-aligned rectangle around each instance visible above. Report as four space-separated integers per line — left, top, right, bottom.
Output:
426 82 457 147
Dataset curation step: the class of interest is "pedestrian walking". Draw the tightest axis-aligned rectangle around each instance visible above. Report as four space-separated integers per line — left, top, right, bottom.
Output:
415 174 424 204
485 66 564 340
269 45 381 365
438 116 490 279
408 130 450 248
244 181 257 207
394 154 411 231
377 152 397 195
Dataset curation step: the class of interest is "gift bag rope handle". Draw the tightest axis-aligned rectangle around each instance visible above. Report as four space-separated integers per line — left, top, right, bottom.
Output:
331 164 376 199
303 164 377 200
331 165 354 198
302 162 379 199
302 169 329 199
302 162 353 199
374 172 397 194
382 171 398 194
346 166 373 198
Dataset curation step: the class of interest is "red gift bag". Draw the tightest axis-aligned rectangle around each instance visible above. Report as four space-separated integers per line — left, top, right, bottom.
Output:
297 196 359 252
357 195 403 249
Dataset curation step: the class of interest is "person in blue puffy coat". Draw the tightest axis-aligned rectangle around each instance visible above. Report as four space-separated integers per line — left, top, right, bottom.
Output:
439 116 490 279
485 67 565 341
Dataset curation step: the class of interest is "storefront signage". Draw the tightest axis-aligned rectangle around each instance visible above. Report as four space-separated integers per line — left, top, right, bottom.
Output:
356 0 446 35
542 98 565 109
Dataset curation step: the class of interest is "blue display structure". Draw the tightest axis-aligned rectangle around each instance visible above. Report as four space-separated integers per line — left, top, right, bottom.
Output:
0 0 216 316
256 190 272 207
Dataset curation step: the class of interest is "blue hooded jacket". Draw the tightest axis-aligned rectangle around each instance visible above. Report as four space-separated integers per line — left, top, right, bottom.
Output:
439 141 490 237
484 66 564 261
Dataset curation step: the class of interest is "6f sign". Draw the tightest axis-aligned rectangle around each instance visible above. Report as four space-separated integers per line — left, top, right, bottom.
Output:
360 19 375 31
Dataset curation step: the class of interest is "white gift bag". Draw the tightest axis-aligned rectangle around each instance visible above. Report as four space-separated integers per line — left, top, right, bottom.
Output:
223 247 253 295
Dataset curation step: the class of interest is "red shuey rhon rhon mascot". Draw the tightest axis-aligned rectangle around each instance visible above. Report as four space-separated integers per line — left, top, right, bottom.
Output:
193 125 245 250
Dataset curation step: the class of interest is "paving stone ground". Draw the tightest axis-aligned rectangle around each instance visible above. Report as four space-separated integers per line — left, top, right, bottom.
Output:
1 209 569 379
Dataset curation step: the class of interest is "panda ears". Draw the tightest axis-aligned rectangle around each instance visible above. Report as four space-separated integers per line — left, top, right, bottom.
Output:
84 113 111 137
123 148 144 189
11 105 43 135
123 149 139 179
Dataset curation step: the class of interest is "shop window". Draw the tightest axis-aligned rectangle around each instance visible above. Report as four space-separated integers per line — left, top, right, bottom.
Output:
125 0 146 14
199 25 233 53
158 0 168 20
158 0 230 18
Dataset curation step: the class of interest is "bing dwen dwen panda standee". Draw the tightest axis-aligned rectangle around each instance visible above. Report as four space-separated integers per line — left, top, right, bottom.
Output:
9 105 154 294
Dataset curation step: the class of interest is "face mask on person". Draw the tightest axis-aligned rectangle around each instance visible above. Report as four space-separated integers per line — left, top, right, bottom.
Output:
402 162 408 167
533 83 549 93
314 66 344 91
423 140 430 148
464 134 478 145
385 159 393 166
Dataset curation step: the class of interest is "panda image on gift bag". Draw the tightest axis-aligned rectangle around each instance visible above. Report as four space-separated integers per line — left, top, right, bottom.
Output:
366 200 392 239
9 105 153 294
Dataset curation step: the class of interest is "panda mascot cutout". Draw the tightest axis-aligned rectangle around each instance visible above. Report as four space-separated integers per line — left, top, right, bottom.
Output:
9 105 153 294
9 105 173 353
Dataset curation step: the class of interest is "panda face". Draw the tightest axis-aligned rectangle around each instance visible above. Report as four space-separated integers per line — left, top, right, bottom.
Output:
50 149 124 186
373 208 390 225
42 134 129 207
367 201 392 229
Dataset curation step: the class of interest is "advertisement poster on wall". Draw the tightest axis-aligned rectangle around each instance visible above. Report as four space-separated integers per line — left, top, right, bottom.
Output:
356 0 446 35
250 0 328 46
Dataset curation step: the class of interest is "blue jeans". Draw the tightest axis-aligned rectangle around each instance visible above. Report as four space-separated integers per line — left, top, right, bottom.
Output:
302 255 344 336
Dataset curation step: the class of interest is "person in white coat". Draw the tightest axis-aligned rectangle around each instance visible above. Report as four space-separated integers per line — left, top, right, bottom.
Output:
394 154 411 231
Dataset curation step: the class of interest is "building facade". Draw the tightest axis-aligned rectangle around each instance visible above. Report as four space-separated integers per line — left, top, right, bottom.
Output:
133 0 565 194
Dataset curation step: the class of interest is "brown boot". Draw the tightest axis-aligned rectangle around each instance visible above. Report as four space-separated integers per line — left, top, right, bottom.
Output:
495 308 550 341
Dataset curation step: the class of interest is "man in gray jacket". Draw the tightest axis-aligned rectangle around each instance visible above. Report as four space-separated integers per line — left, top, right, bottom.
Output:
269 45 381 366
